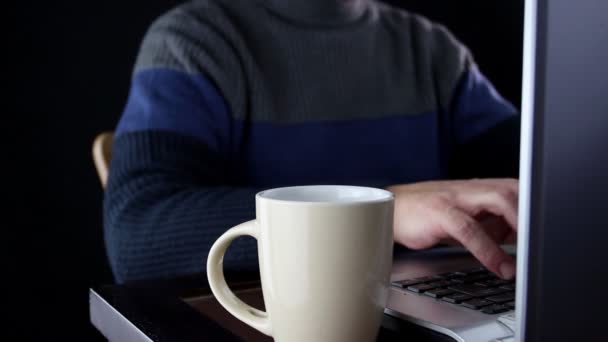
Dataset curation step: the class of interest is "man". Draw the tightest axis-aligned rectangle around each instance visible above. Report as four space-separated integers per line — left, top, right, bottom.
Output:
105 0 520 284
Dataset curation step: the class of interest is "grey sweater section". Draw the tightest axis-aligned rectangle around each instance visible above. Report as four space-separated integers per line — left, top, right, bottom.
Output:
134 0 473 123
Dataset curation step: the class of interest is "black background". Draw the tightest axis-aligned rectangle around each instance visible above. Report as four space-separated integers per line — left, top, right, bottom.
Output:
9 0 523 339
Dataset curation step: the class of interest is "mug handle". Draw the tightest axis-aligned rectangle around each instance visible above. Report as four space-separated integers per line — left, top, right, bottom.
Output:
206 220 272 336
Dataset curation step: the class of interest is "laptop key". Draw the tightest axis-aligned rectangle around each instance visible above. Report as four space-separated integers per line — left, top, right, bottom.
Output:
473 287 509 298
481 304 510 314
435 272 465 280
392 276 436 288
500 284 516 291
442 293 473 304
449 284 509 297
461 298 493 309
426 280 452 288
453 274 494 284
486 292 515 304
448 283 488 295
407 283 439 293
448 277 467 284
450 276 485 284
454 267 487 275
505 301 516 309
424 288 456 298
476 279 511 287
470 274 494 282
447 279 467 286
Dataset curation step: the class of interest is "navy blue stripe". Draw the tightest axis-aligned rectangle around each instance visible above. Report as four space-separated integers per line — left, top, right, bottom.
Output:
116 68 232 154
451 66 518 144
238 113 446 187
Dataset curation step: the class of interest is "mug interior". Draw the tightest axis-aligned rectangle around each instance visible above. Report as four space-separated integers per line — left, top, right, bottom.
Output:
258 185 393 204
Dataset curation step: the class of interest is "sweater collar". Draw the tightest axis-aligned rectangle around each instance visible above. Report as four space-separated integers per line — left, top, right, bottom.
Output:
258 0 371 26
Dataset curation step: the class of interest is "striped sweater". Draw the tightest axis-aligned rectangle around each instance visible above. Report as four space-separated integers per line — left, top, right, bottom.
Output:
104 0 519 284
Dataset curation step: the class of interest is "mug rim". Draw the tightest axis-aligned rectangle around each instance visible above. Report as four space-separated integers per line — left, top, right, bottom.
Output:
256 185 394 205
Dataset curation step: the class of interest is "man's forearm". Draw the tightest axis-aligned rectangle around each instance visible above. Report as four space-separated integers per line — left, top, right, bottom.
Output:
104 131 262 284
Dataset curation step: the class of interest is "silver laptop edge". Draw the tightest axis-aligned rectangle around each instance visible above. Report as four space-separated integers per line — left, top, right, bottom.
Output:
514 0 537 340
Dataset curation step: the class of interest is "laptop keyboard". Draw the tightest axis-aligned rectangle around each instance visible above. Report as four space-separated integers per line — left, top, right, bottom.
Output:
392 267 515 315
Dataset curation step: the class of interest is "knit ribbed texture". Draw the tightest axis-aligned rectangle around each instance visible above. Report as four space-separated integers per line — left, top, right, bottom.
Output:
104 131 261 283
105 0 518 283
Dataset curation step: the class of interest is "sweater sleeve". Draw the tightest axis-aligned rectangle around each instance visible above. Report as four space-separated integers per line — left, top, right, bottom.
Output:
426 22 520 179
104 131 261 284
104 5 259 284
407 17 519 179
446 66 520 179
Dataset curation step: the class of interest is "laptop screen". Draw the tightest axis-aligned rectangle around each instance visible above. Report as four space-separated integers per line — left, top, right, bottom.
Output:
517 0 608 340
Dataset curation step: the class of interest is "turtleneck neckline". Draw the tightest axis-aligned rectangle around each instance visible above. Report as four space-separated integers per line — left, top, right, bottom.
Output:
257 0 371 26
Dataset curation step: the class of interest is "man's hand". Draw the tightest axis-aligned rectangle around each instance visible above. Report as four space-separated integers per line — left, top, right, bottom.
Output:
388 179 518 279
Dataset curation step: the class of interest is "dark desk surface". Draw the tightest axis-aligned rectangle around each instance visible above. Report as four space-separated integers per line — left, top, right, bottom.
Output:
90 273 455 341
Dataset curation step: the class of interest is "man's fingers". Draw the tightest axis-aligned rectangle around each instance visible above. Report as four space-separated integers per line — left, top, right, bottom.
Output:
503 230 517 244
477 214 513 243
475 178 519 197
457 184 519 231
442 207 516 279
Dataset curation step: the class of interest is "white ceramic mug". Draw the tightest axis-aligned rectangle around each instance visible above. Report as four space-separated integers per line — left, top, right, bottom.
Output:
206 185 394 342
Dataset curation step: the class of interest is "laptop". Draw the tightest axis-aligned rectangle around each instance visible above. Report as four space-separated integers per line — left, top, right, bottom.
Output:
383 0 608 341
